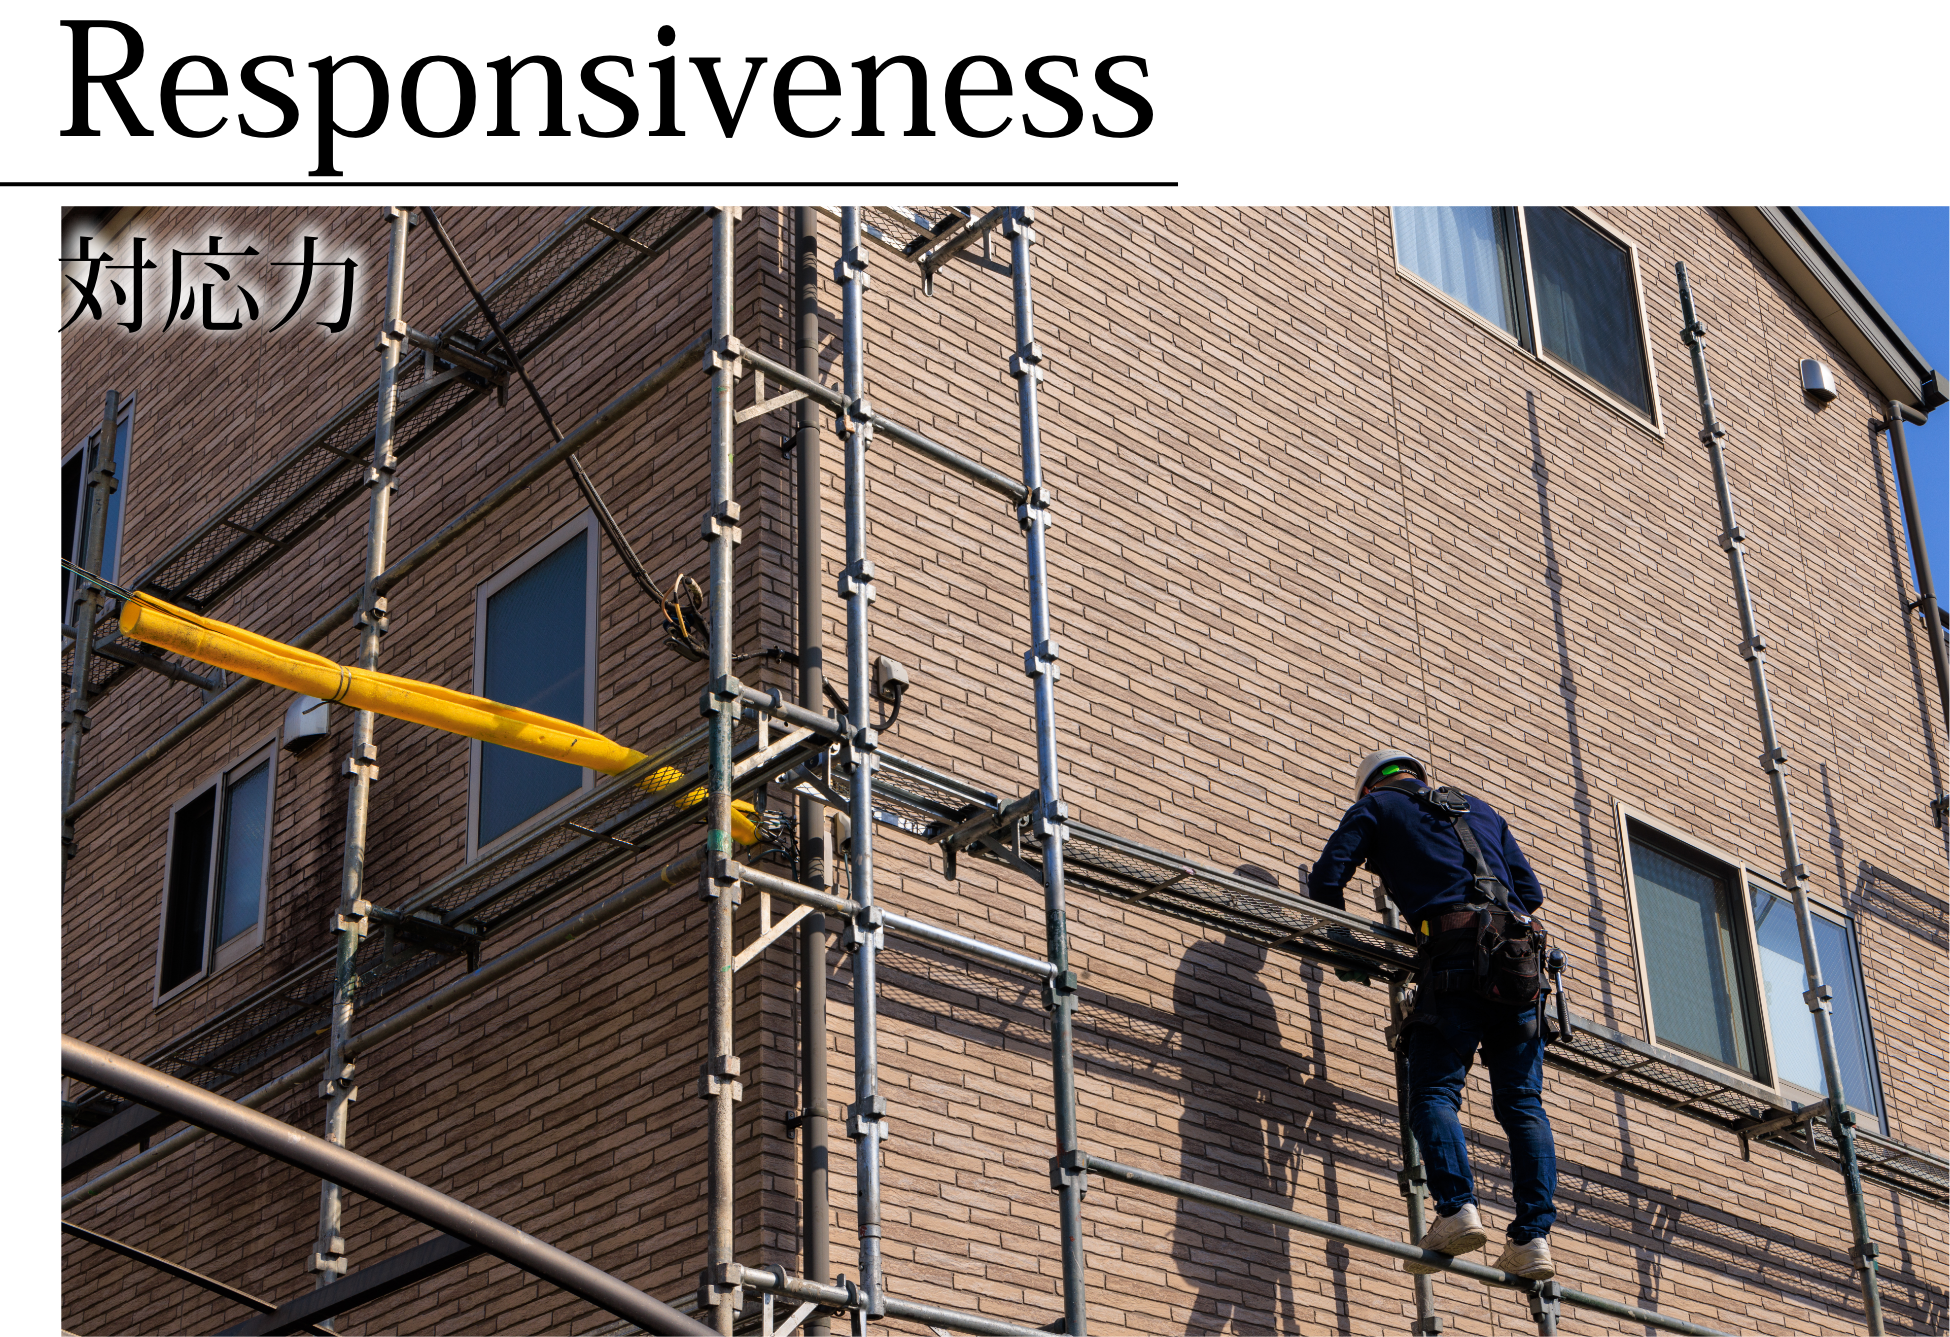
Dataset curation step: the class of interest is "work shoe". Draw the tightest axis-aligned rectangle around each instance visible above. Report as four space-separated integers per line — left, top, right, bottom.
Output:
1494 1236 1555 1280
1402 1204 1488 1273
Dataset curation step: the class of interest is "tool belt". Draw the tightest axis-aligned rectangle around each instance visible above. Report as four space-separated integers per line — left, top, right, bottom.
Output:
1386 782 1548 1007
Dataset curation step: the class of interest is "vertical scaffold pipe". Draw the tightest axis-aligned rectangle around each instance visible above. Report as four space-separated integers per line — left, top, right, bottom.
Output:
836 206 889 1321
702 206 745 1337
1881 403 1950 837
1006 207 1088 1337
794 204 832 1336
312 204 411 1299
1380 894 1438 1335
1675 262 1883 1336
62 387 121 862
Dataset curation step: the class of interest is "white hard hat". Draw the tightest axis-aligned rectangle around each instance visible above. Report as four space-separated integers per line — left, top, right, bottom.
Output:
1353 748 1426 799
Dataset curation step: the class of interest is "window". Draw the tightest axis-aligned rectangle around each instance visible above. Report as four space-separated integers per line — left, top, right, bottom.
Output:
63 396 134 623
1391 207 1656 417
1751 887 1884 1125
470 514 597 854
1625 822 1767 1079
157 744 275 999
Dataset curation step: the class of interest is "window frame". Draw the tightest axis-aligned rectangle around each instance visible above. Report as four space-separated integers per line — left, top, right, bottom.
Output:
466 510 600 861
1746 871 1888 1131
63 392 138 627
1613 803 1780 1088
152 736 278 1006
1388 206 1664 433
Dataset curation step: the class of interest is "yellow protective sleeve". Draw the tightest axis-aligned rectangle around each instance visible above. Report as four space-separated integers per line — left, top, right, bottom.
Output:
121 592 648 774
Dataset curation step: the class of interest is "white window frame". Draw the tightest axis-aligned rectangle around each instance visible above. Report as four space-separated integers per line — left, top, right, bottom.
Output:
467 511 600 861
1389 207 1664 432
153 737 278 1006
63 392 138 627
1613 803 1781 1090
1745 871 1888 1131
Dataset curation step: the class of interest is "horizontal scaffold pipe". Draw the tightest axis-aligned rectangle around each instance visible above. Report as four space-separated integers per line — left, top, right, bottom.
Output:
735 683 844 740
1084 1157 1730 1337
738 349 1029 504
735 1263 1053 1337
62 1036 711 1336
62 852 702 1212
726 862 1054 979
64 336 707 824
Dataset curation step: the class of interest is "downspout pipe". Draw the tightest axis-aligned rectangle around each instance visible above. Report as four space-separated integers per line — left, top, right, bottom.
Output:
793 205 832 1336
1877 400 1950 829
1675 262 1884 1336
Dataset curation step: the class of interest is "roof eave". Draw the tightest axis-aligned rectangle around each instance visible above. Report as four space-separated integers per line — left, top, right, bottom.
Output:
1725 205 1940 412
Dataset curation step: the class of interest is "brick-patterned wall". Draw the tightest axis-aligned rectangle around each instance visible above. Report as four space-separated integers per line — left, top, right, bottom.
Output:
62 206 1948 1336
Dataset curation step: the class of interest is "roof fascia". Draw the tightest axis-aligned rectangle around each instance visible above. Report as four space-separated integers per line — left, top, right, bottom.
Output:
1725 205 1936 410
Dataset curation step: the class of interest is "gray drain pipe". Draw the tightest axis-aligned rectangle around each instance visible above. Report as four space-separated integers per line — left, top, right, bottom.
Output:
1675 262 1883 1335
1876 399 1950 829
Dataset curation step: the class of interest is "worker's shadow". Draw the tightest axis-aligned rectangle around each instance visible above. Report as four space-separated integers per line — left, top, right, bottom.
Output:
1170 935 1308 1334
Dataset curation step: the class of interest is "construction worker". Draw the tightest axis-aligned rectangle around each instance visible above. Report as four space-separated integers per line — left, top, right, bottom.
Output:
1306 748 1558 1282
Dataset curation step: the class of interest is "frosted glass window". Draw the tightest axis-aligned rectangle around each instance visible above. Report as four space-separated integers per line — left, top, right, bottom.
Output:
1527 207 1653 412
477 528 591 847
215 761 271 946
1752 890 1882 1121
1629 830 1762 1077
1393 206 1526 340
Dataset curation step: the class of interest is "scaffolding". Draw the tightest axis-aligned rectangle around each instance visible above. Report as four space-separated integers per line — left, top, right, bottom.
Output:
60 206 1949 1337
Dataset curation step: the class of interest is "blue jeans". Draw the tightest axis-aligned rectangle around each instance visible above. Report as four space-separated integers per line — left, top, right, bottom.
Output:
1405 988 1558 1242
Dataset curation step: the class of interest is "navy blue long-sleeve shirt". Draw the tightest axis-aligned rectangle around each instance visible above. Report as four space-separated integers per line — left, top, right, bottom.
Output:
1307 780 1543 924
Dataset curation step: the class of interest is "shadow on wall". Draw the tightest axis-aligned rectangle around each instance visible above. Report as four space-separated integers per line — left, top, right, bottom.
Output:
851 930 1945 1330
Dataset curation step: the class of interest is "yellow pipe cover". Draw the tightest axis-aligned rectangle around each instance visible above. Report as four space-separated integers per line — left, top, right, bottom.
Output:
120 593 762 843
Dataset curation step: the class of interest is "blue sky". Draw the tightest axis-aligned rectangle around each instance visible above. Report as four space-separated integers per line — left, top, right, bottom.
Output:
1799 206 1947 603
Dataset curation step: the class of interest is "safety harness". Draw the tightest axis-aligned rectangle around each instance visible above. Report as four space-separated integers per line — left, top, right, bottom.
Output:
1374 778 1548 1007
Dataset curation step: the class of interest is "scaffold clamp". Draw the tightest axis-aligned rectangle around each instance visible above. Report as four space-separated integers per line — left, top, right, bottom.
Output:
1017 484 1054 533
1049 1148 1089 1196
701 499 743 545
697 1261 746 1313
1042 967 1079 1011
846 1094 888 1138
700 854 743 905
1803 983 1833 1012
698 1054 743 1101
842 904 885 953
701 334 744 377
1024 638 1061 682
700 674 743 716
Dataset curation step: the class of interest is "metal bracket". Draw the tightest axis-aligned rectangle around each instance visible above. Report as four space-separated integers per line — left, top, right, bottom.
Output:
846 1094 888 1139
735 366 811 424
355 595 391 635
701 334 745 377
700 674 744 717
1803 983 1833 1012
701 500 743 545
1717 524 1746 552
1024 638 1061 681
1049 1148 1089 1196
1527 1279 1562 1334
837 559 876 601
1739 633 1767 662
1041 968 1079 1012
700 854 744 906
1016 484 1053 533
1032 796 1069 838
331 898 373 935
836 396 875 439
698 1055 744 1101
842 905 885 954
1009 341 1045 384
697 1261 746 1315
369 904 482 960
